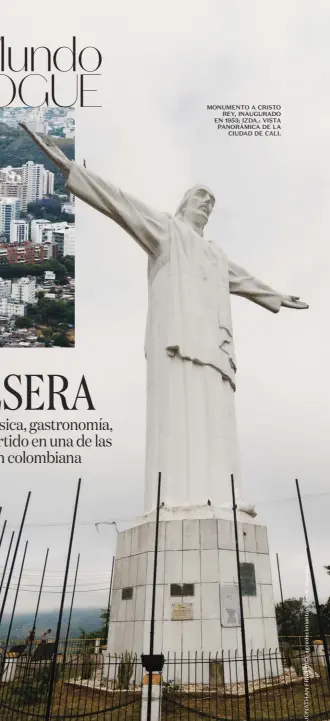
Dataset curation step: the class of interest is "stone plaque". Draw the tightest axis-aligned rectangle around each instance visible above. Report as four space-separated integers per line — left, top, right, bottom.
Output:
240 562 257 596
171 602 193 621
220 584 240 627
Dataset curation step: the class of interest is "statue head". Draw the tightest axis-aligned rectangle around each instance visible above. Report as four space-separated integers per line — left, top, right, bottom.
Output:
175 185 215 234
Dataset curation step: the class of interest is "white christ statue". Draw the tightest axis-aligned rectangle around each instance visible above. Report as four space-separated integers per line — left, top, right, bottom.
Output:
21 125 308 517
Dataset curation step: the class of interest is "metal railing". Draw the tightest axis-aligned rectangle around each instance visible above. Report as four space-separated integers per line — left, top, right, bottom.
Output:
0 646 329 719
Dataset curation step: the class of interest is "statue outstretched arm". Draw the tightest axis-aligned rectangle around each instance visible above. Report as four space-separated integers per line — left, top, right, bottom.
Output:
19 124 168 256
228 260 308 311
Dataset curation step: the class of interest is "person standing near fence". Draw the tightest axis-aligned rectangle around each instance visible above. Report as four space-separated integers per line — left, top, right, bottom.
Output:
40 628 52 644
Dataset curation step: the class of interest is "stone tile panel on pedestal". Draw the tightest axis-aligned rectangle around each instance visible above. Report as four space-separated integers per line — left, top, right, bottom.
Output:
107 516 279 674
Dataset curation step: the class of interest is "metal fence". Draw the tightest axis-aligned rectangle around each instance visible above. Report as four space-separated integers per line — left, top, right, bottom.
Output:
0 646 329 720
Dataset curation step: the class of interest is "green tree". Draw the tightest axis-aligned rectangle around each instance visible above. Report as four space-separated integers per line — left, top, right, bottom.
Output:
79 608 109 641
53 333 71 347
276 598 308 637
15 316 33 329
275 597 323 638
100 608 110 638
62 255 75 277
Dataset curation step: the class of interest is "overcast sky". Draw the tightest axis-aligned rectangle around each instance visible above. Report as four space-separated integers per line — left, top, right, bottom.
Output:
1 0 330 620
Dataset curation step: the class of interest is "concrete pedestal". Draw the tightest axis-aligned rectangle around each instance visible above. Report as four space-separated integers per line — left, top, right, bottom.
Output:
107 507 280 682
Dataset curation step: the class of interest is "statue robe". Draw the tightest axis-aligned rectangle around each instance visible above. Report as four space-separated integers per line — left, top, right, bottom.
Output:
66 163 282 512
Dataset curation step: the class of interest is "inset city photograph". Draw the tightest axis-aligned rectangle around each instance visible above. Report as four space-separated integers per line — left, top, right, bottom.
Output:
0 107 75 347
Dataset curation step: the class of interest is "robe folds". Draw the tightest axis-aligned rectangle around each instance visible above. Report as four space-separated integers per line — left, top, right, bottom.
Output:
67 163 282 511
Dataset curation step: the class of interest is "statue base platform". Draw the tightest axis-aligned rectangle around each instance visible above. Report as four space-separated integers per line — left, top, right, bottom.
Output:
106 506 280 681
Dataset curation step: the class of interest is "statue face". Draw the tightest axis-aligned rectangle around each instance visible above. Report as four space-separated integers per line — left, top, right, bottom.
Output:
176 186 215 231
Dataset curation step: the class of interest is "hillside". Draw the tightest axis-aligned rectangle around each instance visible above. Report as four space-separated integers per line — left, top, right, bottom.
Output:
0 124 74 195
0 607 102 642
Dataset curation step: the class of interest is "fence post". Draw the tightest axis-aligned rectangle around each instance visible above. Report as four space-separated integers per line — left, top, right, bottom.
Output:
231 474 251 721
141 471 163 721
44 478 81 721
0 531 14 595
63 552 80 667
0 519 7 551
0 491 31 625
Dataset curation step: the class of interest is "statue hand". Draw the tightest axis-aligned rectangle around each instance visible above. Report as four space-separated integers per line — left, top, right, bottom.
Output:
19 123 71 177
281 295 309 309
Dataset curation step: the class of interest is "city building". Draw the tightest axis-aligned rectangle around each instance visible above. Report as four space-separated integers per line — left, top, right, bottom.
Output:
42 240 57 260
0 162 55 211
0 168 22 183
0 298 26 318
0 198 20 238
40 222 75 257
11 277 36 304
44 271 56 282
10 220 29 244
31 219 52 244
0 179 25 208
0 242 45 265
53 226 75 257
0 279 12 299
43 170 55 196
26 108 48 134
61 202 75 215
19 161 45 209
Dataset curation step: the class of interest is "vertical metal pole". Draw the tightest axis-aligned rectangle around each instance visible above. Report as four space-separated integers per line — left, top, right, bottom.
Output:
45 478 82 721
1 540 28 668
0 531 14 595
32 548 49 634
231 474 251 721
27 548 49 660
63 552 80 667
276 553 284 606
0 491 31 626
276 552 288 643
147 471 162 721
296 478 330 685
0 520 7 551
105 556 115 642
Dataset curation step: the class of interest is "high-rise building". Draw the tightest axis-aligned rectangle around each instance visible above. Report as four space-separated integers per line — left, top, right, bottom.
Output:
42 241 57 260
20 161 45 209
31 219 52 244
40 222 75 257
53 226 75 257
0 162 55 212
0 198 20 238
0 180 25 208
43 170 55 196
11 277 36 304
10 220 29 244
